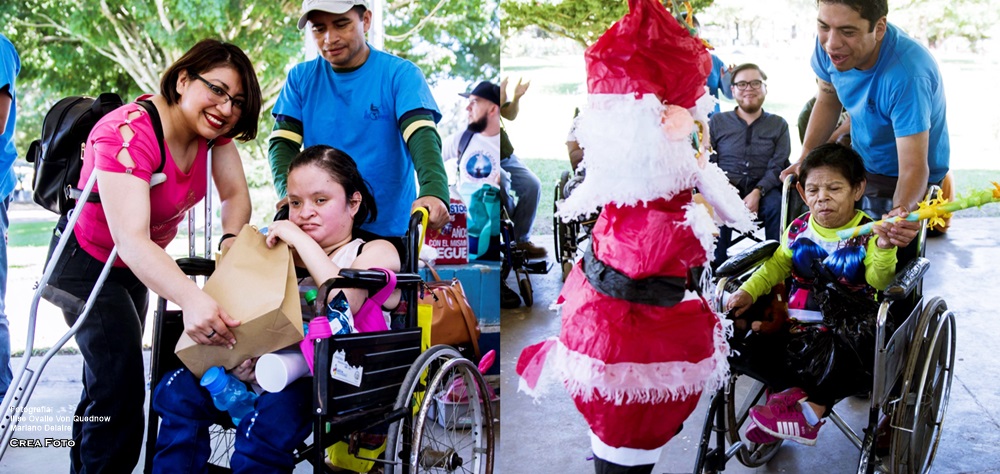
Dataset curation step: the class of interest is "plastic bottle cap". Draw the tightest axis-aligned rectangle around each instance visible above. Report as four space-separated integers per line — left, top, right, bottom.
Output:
304 289 318 305
200 366 228 394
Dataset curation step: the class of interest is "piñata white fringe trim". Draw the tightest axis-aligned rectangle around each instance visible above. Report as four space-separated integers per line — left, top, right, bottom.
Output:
558 94 702 220
590 431 664 466
695 162 757 233
520 312 731 405
560 93 755 233
684 200 720 259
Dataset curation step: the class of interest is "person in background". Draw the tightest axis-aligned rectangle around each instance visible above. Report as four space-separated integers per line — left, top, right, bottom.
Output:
0 33 19 405
500 76 547 259
709 63 790 269
684 13 733 116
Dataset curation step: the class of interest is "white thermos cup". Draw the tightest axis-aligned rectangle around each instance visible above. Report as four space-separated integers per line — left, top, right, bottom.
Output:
256 350 310 393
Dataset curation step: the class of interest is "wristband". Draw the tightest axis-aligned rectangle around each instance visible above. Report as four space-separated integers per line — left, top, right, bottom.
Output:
218 233 237 251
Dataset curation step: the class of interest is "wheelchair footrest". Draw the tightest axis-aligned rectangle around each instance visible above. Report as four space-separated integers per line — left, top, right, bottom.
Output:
523 260 552 274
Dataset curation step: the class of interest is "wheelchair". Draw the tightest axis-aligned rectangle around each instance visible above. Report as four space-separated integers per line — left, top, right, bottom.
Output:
552 170 598 281
500 186 534 307
143 209 496 473
693 175 956 474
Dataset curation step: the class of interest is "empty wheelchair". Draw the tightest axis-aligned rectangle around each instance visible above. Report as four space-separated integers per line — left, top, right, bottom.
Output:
552 170 598 281
694 175 955 474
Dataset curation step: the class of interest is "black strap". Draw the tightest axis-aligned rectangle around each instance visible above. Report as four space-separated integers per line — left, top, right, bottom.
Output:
136 99 167 173
457 129 475 159
74 100 168 204
582 242 688 307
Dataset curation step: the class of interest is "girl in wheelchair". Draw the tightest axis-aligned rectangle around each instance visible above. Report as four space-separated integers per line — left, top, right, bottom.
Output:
152 145 401 472
725 143 916 447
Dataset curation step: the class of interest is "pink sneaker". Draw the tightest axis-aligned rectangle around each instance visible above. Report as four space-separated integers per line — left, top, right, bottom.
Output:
765 387 808 408
749 403 824 446
745 421 779 444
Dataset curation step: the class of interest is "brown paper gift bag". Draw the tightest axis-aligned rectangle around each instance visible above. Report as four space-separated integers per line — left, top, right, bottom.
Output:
175 224 304 378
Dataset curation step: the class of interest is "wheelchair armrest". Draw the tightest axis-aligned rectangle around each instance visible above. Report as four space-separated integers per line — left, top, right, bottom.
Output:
715 240 780 278
882 257 930 301
337 268 422 286
175 257 215 277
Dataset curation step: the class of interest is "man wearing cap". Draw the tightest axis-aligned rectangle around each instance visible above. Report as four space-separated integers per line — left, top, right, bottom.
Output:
445 82 502 207
269 0 450 240
442 82 503 259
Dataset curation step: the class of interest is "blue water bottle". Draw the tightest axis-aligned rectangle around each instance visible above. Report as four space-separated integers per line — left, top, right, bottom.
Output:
200 366 258 426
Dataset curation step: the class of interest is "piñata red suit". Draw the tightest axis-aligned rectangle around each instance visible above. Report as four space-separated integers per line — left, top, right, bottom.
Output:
516 1 755 472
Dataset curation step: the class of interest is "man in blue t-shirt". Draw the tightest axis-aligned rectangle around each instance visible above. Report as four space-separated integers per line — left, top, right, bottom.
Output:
270 0 450 239
787 0 947 255
0 33 18 403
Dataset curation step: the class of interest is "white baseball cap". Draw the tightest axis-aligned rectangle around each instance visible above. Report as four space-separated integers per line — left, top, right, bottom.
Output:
298 0 370 29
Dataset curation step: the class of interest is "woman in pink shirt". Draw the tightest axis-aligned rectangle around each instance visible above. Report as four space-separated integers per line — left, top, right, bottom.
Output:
45 39 261 473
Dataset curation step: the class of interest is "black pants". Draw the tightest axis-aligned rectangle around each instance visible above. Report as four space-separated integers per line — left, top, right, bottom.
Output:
47 230 149 473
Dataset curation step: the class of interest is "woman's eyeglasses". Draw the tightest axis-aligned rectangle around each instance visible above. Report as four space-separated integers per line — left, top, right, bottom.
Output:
733 80 765 91
191 73 245 110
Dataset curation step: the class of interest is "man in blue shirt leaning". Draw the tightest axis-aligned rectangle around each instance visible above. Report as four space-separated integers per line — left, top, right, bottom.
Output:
269 0 450 241
786 0 945 258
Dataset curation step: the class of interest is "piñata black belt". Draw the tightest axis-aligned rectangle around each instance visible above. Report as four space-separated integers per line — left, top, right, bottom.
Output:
583 243 688 307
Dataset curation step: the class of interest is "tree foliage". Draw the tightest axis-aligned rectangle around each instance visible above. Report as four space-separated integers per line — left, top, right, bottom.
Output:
0 0 498 163
502 0 715 49
893 0 999 50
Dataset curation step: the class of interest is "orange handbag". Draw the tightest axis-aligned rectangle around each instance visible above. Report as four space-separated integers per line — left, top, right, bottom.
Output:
420 263 481 358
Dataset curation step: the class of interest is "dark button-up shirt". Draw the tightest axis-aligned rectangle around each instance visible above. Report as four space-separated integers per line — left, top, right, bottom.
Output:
709 108 791 196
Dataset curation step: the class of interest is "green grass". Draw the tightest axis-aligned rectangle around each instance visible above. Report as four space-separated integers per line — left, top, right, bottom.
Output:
9 220 56 247
522 158 572 237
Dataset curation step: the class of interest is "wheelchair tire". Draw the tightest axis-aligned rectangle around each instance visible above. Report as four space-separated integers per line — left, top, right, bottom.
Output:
561 260 574 281
889 297 955 474
726 376 783 467
553 171 570 264
411 357 495 473
517 269 533 307
384 345 463 474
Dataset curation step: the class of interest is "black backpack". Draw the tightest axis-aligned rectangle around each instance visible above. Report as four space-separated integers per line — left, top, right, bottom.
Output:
25 94 165 214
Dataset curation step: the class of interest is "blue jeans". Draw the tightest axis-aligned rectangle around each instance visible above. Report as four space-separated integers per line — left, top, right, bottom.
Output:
713 189 782 268
0 195 10 401
48 229 149 473
500 153 541 243
152 367 312 473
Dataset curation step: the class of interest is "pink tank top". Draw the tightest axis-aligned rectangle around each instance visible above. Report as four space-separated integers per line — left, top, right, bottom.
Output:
73 99 231 267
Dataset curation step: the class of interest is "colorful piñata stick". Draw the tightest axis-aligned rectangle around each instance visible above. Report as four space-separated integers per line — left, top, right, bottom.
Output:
837 182 1000 239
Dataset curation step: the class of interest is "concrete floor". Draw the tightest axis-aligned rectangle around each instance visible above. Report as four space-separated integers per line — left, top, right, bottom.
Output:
501 217 1000 474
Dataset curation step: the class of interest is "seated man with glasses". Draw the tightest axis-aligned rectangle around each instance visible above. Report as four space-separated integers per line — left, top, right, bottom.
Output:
709 63 791 269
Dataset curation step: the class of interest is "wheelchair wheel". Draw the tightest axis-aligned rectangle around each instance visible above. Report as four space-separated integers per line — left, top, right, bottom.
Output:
385 345 463 474
889 297 955 474
726 376 783 467
411 357 495 473
516 269 533 307
553 171 570 266
207 424 236 470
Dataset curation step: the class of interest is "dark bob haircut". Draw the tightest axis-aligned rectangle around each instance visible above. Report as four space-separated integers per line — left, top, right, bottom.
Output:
160 39 262 142
288 145 377 229
799 142 867 189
